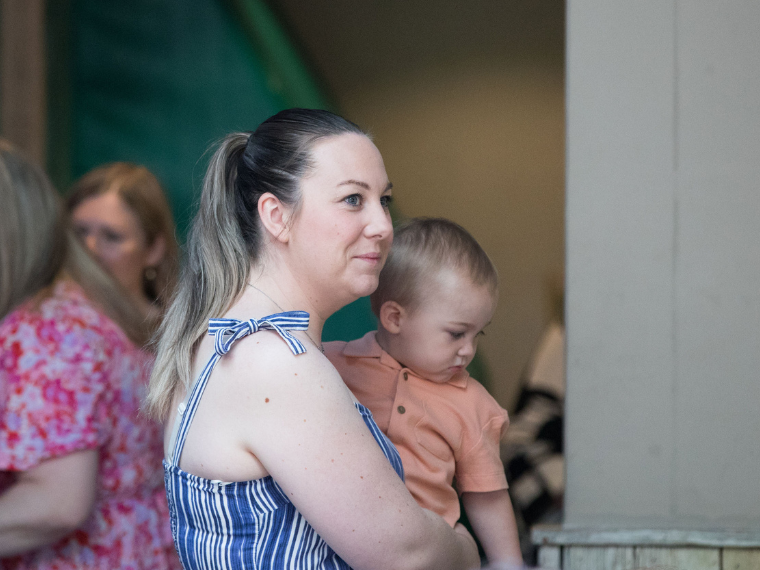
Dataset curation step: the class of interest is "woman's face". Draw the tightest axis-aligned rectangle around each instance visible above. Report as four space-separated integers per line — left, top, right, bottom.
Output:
71 191 164 301
286 133 393 311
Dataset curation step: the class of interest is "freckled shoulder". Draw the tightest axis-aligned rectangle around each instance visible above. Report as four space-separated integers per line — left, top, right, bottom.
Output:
218 328 347 400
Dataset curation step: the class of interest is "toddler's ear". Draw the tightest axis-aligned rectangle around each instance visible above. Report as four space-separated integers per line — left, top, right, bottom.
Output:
378 300 404 334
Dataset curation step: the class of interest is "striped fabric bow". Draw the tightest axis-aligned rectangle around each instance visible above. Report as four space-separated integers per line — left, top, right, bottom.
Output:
208 311 310 356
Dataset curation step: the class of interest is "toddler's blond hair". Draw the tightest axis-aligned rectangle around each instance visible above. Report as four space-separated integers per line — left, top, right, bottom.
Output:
371 217 498 316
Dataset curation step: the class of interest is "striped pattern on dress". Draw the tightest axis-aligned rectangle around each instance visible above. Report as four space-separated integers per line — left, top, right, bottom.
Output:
164 314 404 570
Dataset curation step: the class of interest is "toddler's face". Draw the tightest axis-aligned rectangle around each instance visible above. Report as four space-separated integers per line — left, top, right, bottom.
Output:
393 270 497 383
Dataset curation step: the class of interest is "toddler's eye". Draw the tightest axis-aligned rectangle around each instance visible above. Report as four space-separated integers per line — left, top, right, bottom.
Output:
380 195 393 208
449 331 465 340
476 330 486 337
344 194 361 207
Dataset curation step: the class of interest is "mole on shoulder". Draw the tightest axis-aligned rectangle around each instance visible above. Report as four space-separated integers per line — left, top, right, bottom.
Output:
265 398 270 403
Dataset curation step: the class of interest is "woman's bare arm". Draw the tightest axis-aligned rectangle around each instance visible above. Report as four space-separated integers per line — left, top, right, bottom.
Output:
0 449 98 557
220 335 480 570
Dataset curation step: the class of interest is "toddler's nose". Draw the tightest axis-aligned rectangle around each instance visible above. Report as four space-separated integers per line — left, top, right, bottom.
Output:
458 341 476 358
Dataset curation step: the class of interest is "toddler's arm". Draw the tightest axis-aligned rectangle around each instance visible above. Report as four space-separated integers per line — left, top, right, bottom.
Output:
461 489 523 567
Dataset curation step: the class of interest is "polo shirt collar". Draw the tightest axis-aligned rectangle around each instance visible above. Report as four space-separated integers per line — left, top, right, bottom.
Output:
342 331 470 388
342 331 384 357
447 371 470 388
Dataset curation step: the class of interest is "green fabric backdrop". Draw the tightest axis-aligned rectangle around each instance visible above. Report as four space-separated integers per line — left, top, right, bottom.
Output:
52 0 375 341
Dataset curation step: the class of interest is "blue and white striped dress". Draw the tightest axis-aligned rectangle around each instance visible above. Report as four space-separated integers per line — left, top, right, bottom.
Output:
164 312 404 570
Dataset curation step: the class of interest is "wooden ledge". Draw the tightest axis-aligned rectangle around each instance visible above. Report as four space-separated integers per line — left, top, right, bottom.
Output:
532 525 760 548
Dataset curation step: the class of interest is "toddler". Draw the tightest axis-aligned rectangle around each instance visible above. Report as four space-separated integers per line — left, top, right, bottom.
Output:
325 217 522 566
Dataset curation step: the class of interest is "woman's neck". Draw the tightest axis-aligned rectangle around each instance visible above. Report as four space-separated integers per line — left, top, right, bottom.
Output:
246 268 327 346
130 289 157 321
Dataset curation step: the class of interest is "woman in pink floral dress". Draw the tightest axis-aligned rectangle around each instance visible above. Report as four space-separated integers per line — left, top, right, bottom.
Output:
0 141 179 570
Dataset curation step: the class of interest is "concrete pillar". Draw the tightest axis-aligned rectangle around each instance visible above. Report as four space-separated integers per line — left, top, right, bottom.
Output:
565 0 760 531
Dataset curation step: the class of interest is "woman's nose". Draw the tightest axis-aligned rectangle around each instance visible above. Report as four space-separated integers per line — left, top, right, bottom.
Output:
84 234 99 254
366 203 393 240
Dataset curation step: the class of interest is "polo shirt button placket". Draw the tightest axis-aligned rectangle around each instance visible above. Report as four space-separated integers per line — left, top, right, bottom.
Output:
397 370 408 415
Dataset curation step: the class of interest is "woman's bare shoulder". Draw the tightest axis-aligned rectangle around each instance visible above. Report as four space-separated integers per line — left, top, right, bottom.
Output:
211 328 347 403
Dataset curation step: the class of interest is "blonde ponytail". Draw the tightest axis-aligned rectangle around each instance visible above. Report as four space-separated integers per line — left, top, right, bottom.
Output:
146 134 251 419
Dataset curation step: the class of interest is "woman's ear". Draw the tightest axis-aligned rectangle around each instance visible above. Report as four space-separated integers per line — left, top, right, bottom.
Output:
258 192 291 244
145 235 166 267
378 300 405 334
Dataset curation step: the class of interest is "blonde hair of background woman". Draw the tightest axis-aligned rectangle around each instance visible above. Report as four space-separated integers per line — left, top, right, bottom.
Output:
0 140 149 345
66 162 179 314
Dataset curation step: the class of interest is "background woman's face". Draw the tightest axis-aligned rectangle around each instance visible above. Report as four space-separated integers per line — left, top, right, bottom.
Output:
71 191 163 300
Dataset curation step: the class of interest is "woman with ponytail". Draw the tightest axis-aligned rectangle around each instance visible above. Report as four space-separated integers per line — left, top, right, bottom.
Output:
0 141 178 569
146 109 479 570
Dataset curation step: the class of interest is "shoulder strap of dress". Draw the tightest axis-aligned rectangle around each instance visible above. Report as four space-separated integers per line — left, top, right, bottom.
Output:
209 311 310 356
168 311 311 466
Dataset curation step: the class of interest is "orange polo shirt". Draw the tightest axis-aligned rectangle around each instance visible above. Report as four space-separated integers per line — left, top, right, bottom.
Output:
325 331 509 527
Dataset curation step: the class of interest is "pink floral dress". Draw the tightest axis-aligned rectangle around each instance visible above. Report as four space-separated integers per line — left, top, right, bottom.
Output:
0 281 179 570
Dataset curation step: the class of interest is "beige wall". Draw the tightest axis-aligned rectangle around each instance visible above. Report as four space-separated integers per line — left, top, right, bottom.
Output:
341 62 565 409
270 0 566 411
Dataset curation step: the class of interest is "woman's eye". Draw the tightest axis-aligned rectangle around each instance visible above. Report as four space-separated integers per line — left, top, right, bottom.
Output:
73 226 89 239
344 194 361 207
380 195 393 208
103 230 124 243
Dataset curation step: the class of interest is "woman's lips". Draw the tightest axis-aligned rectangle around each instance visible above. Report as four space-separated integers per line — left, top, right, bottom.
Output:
355 253 381 263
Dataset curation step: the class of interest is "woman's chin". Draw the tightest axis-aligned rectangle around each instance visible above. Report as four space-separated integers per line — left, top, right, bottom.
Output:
350 276 380 299
325 275 380 312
